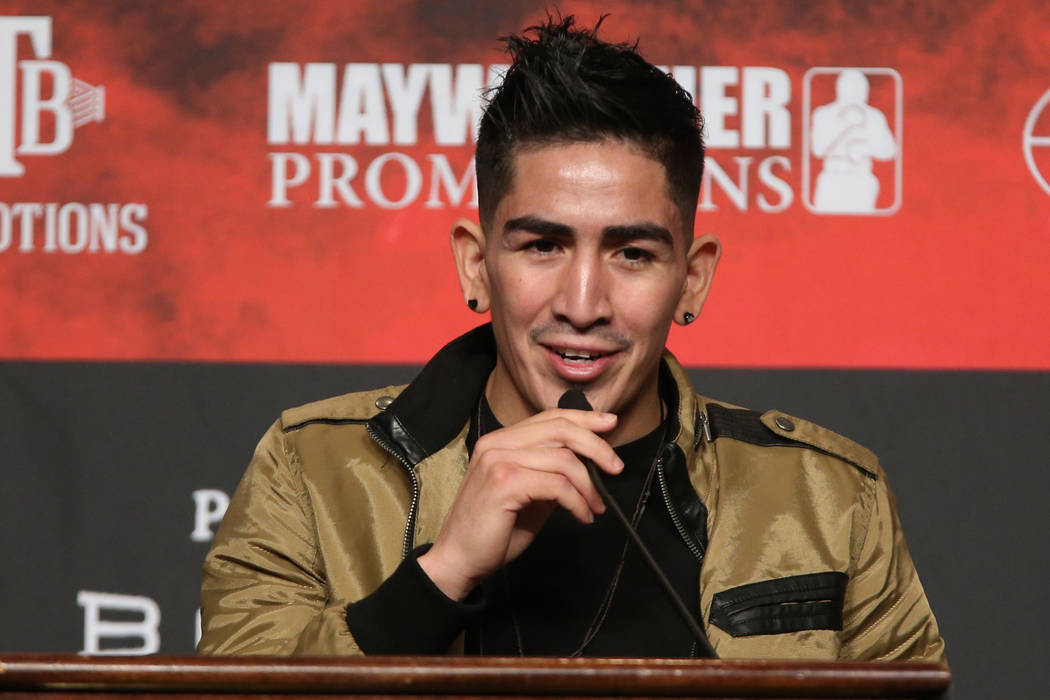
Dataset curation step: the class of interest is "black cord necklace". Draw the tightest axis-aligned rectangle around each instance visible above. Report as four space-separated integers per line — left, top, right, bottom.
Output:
473 395 669 657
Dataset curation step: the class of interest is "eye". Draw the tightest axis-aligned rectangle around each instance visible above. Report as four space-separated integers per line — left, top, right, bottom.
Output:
618 246 653 264
525 238 559 254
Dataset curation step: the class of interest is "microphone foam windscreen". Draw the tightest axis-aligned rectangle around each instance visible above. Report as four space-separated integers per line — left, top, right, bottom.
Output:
558 389 592 412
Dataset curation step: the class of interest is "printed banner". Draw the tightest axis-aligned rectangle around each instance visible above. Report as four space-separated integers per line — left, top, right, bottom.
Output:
2 0 1048 368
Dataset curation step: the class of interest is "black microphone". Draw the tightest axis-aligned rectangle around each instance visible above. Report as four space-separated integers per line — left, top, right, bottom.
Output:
558 388 718 658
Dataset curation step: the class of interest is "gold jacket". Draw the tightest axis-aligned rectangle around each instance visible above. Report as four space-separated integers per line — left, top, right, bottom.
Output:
199 326 945 662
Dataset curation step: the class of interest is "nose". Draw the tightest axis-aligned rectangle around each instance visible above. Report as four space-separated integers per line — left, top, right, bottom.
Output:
550 250 612 330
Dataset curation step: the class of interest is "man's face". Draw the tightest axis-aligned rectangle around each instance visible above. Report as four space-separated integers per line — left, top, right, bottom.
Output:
477 139 699 444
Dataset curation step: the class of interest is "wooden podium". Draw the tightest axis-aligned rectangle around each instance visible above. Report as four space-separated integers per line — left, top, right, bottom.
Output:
0 654 949 699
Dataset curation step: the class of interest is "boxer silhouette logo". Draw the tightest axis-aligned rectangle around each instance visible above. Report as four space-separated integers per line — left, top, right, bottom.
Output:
802 68 902 215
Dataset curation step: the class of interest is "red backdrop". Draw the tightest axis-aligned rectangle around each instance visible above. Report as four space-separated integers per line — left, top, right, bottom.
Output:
2 0 1049 369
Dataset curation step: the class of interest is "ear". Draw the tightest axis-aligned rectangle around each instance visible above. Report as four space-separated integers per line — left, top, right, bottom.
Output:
675 233 721 325
449 218 491 313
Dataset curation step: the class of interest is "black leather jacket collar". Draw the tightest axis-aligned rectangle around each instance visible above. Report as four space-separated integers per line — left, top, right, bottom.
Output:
368 324 497 467
366 323 708 558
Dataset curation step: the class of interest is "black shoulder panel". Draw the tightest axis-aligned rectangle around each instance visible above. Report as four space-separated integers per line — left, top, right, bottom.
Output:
705 404 799 448
704 403 878 479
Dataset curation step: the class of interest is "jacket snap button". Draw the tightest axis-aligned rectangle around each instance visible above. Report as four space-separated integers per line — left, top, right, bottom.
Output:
375 395 393 410
774 415 795 432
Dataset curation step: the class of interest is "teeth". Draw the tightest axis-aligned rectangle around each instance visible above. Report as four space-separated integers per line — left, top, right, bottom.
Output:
558 350 601 361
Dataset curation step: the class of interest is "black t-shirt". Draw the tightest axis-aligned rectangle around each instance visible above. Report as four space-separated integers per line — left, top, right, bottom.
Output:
464 397 702 657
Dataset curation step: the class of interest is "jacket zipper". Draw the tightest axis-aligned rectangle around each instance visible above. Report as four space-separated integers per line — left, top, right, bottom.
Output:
697 409 713 445
367 413 710 563
366 423 420 559
657 454 706 562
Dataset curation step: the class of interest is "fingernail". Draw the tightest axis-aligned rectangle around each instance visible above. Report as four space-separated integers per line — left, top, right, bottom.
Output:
614 457 625 471
602 412 617 421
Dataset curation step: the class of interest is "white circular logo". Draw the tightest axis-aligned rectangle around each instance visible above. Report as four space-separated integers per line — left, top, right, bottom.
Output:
1023 89 1050 197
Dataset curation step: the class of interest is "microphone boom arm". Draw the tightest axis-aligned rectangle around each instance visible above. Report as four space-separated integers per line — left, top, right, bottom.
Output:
558 389 718 659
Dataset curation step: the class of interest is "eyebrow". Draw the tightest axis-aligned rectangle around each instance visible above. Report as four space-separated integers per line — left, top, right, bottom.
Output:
503 216 676 249
602 224 676 249
503 215 574 238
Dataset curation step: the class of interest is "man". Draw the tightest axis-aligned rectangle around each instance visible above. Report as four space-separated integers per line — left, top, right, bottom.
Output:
199 16 945 661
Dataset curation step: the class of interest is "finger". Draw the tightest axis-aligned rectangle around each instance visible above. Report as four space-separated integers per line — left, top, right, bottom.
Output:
484 447 605 514
503 466 596 525
491 414 625 474
518 407 618 433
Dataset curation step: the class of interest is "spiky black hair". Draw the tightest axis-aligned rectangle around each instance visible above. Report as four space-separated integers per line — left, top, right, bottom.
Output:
475 14 704 234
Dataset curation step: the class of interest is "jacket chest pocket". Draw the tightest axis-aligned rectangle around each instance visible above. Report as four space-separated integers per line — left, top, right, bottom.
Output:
709 571 847 637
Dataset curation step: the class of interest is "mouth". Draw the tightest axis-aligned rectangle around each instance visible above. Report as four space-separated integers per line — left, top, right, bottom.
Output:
542 343 623 383
551 347 608 363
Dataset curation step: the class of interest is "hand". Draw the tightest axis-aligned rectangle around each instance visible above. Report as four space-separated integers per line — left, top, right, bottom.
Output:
417 408 624 600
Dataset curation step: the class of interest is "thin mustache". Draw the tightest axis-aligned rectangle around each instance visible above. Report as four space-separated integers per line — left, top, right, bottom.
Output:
529 323 632 351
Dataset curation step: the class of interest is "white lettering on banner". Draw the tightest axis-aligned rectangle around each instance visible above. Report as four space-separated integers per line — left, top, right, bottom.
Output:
700 67 741 148
268 63 335 144
0 202 148 254
365 152 422 208
191 489 230 542
265 62 897 216
19 60 73 155
756 156 794 212
383 63 430 145
268 63 508 147
0 16 105 177
656 65 793 149
337 64 389 144
662 65 697 102
77 591 160 655
699 156 794 212
742 68 791 149
0 17 49 175
268 152 311 206
269 152 476 209
316 153 363 207
428 64 483 146
426 154 478 209
701 156 751 211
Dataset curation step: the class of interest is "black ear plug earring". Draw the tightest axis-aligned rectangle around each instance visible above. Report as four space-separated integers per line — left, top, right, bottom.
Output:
468 299 478 311
683 312 695 324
